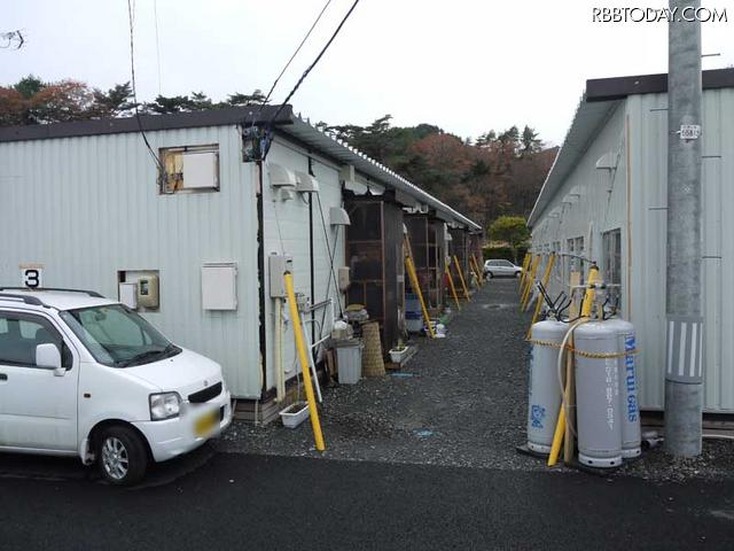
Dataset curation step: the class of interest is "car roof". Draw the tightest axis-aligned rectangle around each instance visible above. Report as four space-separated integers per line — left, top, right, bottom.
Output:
0 288 117 311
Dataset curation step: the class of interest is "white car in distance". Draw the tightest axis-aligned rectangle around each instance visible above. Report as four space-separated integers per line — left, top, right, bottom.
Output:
0 288 232 485
483 259 523 278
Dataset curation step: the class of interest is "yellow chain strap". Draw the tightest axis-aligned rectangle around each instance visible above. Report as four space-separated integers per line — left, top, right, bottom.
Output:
526 338 639 359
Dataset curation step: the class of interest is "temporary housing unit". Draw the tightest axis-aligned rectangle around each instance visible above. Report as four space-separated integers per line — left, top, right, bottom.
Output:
528 68 734 413
0 105 479 415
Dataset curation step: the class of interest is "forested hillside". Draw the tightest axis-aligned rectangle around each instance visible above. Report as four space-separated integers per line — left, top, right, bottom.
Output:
0 75 557 229
320 115 556 229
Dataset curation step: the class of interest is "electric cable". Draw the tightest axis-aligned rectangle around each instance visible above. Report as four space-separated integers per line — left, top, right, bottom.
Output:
242 0 334 143
262 0 360 160
262 0 334 108
127 0 166 179
153 0 163 96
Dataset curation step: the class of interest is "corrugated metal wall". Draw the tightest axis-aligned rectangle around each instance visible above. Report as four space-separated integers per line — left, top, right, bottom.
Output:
0 126 262 398
532 88 734 413
262 141 345 392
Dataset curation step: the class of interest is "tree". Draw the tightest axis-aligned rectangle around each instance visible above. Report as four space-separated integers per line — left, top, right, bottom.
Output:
223 90 267 106
487 215 530 262
14 74 44 98
92 82 137 118
520 125 542 155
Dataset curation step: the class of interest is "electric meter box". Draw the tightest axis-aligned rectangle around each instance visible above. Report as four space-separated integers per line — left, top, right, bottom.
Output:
269 254 293 298
137 274 160 308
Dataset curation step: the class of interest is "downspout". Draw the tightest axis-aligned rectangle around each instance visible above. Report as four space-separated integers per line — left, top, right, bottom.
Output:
256 160 268 398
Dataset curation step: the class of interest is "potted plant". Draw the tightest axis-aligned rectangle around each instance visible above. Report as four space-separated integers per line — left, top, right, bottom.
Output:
389 339 411 364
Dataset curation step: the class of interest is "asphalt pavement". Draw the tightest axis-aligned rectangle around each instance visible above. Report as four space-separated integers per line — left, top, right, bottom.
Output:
1 452 733 550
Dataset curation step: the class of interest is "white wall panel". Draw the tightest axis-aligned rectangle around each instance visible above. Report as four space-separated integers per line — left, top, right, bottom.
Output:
0 125 261 398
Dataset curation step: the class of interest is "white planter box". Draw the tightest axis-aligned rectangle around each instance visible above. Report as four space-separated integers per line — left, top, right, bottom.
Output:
279 401 310 428
389 347 410 364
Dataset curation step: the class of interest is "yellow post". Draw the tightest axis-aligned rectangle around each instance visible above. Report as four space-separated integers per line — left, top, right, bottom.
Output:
445 265 461 311
470 254 484 286
284 273 325 452
405 254 436 338
518 253 533 296
547 403 565 467
581 264 600 318
520 254 541 310
468 256 479 283
452 255 471 301
526 253 556 339
519 252 532 294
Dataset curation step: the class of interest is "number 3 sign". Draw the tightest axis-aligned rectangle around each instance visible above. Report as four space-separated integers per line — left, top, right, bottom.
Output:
20 266 44 289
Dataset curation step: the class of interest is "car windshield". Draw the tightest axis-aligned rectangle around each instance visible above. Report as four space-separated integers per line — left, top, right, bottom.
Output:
59 304 180 368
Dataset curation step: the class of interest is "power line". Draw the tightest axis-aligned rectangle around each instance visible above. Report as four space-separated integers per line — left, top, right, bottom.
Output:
127 0 166 178
262 0 360 160
153 0 163 96
262 0 334 107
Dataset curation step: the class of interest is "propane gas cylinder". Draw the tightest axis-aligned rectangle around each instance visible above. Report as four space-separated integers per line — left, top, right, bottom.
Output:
574 321 623 468
604 317 641 459
527 319 569 454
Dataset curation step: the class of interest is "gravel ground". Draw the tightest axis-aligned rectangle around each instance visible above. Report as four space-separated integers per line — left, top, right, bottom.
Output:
217 280 734 483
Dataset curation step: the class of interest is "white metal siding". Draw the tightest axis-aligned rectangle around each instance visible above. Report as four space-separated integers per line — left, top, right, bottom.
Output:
532 88 734 413
0 126 261 398
262 141 345 393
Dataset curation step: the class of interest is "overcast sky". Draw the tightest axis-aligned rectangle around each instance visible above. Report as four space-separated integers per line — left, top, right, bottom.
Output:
3 0 732 146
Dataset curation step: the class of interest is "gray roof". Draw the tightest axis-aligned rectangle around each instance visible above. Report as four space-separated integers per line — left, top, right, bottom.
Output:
0 106 481 232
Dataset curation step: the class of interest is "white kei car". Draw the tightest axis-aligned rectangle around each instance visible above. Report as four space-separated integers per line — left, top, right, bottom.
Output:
0 288 232 485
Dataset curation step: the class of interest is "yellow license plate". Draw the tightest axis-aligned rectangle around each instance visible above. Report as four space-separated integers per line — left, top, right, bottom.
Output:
194 410 218 437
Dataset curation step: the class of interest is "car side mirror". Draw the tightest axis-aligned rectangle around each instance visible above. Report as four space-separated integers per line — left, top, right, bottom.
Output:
36 343 63 374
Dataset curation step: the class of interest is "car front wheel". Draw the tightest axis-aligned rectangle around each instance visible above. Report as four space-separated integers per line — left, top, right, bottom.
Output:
487 272 494 278
96 425 148 486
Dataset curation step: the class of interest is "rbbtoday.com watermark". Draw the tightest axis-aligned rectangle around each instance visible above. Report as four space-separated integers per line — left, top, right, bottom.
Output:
592 6 728 23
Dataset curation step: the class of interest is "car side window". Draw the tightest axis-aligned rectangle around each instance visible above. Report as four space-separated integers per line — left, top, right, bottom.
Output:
0 312 73 369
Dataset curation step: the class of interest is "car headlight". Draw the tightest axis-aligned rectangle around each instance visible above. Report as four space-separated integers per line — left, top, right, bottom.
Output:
149 392 182 420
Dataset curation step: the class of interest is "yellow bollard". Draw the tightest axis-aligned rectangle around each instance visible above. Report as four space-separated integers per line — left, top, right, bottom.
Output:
284 272 325 452
453 255 471 301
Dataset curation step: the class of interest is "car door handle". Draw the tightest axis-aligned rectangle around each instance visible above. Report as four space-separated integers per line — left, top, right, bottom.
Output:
0 373 7 381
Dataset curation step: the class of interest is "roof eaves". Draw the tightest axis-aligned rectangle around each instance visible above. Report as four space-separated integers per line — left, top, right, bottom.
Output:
283 115 481 231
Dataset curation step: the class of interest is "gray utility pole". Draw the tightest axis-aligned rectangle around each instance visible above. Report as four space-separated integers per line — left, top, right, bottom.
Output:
665 0 703 457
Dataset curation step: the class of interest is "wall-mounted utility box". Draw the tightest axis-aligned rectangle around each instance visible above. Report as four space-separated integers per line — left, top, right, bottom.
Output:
118 282 138 309
202 262 238 310
137 274 160 309
268 254 293 298
118 270 160 311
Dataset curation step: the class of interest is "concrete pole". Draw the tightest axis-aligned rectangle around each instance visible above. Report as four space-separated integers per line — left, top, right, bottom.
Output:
664 0 703 457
